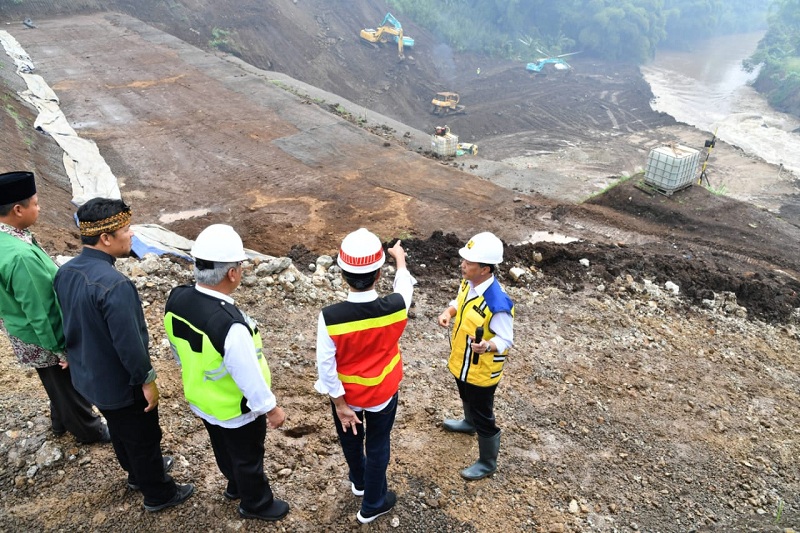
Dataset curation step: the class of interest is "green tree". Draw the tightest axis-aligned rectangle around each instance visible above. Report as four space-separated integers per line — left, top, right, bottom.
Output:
744 0 800 116
389 0 762 63
575 0 666 62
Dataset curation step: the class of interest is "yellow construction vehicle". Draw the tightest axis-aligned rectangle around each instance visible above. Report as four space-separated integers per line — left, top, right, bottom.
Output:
457 142 478 155
360 13 414 59
430 92 466 115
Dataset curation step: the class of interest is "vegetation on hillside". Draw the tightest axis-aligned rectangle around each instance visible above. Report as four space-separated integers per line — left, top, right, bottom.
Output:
389 0 768 62
744 0 800 116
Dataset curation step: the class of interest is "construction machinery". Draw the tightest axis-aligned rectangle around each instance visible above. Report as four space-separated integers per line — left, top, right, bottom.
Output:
457 142 478 156
430 92 466 115
526 51 580 74
360 13 415 59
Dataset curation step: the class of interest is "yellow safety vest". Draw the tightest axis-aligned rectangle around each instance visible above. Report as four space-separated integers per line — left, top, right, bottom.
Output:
448 278 514 387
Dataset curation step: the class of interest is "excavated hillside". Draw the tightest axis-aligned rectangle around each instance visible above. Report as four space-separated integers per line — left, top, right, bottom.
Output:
0 2 799 532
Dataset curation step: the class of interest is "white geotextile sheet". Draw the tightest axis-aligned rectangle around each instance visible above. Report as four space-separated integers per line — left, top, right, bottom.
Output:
1 30 121 206
132 224 272 261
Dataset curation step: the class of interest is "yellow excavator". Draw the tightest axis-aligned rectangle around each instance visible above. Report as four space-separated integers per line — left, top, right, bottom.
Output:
360 13 415 59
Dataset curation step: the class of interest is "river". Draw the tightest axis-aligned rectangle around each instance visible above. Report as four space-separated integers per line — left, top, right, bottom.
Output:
641 32 800 177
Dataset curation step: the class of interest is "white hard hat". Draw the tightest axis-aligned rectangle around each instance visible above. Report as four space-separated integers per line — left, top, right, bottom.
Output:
337 228 385 274
459 232 503 264
191 224 248 263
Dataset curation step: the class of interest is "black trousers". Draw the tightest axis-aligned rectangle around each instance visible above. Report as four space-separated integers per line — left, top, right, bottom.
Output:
455 378 500 438
203 415 274 513
36 364 106 443
101 388 177 505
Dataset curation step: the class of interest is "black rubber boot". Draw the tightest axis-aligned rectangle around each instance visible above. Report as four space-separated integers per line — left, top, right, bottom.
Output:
460 431 500 480
443 401 476 435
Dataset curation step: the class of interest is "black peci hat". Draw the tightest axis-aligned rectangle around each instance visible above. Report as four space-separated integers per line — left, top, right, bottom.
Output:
0 171 37 205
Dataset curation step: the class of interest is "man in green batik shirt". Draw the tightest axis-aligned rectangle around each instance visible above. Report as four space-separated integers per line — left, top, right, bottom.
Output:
0 171 109 444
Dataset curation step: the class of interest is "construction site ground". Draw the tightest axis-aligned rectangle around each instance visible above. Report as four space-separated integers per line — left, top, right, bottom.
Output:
0 4 799 533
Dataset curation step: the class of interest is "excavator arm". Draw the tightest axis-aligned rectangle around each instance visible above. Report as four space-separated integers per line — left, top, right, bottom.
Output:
360 12 410 59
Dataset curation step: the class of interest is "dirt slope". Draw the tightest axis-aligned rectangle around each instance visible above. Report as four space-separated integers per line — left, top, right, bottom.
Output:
4 0 672 148
2 12 539 256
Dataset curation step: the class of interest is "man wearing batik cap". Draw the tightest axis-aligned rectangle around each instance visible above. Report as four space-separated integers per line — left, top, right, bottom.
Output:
315 228 415 524
0 171 109 444
54 197 194 513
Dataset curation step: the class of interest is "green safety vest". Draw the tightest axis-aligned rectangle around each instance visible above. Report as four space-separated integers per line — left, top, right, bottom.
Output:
164 285 271 420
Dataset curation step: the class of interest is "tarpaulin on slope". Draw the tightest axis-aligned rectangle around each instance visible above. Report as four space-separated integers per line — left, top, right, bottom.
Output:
131 224 194 260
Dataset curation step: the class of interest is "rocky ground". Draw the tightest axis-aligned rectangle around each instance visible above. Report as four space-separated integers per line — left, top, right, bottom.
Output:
0 1 799 532
0 234 798 533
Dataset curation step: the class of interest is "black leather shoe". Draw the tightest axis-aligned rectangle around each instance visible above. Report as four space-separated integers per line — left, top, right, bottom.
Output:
97 425 111 443
143 483 194 512
127 456 175 490
238 498 290 521
357 490 396 524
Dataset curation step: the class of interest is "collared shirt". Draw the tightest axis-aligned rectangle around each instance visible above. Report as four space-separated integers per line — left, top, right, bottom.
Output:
54 247 156 410
315 268 416 412
0 222 33 245
187 285 277 429
448 275 513 353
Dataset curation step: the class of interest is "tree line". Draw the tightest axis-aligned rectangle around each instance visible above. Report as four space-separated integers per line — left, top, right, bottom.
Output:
744 0 800 115
388 0 769 63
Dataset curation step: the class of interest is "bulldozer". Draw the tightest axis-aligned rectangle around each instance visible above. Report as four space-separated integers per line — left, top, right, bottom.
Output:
430 92 466 115
360 13 414 59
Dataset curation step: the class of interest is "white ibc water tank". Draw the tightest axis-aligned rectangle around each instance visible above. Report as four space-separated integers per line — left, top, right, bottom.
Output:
431 132 458 157
644 144 700 194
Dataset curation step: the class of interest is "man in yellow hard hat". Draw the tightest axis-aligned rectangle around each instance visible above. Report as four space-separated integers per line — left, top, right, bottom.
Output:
315 228 415 524
164 224 289 522
437 232 514 480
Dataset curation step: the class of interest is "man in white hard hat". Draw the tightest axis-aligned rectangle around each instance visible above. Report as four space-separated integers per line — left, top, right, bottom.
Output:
164 224 289 522
315 228 415 524
54 198 193 512
437 232 514 480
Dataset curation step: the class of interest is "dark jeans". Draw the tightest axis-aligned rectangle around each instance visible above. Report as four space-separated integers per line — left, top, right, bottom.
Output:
101 388 176 505
332 393 398 514
37 364 106 442
202 415 275 513
455 379 500 438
